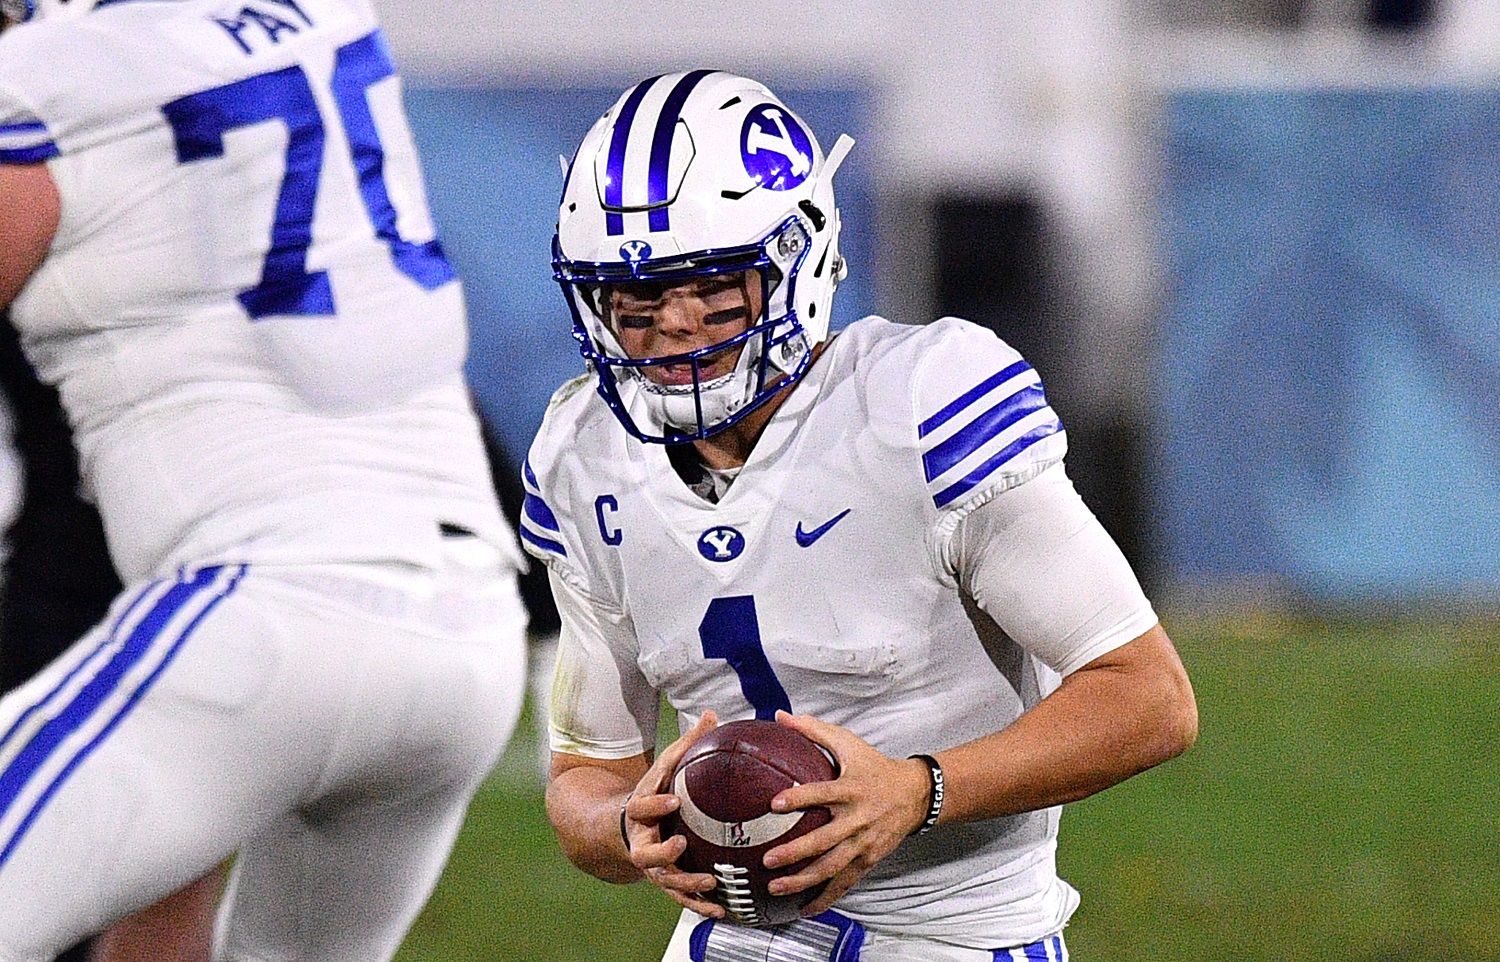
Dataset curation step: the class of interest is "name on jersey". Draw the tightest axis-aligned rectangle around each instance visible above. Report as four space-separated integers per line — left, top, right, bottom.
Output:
212 0 314 56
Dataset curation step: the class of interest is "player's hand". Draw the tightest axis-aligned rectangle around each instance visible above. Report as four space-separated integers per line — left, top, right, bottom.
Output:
761 710 932 916
622 710 726 918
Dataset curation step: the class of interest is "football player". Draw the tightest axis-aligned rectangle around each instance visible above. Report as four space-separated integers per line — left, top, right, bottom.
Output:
528 71 1199 962
0 1 529 959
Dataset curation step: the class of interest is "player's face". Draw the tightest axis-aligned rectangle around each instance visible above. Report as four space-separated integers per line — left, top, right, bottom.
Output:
607 271 763 387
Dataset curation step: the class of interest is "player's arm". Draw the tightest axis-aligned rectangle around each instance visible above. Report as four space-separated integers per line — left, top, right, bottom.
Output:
540 569 724 913
915 463 1198 822
767 464 1197 912
0 161 59 309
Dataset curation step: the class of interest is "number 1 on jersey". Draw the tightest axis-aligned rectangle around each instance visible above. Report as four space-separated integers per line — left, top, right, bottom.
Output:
698 596 791 719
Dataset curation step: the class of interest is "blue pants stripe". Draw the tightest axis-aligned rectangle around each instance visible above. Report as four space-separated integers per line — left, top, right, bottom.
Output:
0 578 162 756
0 565 246 870
992 932 1067 961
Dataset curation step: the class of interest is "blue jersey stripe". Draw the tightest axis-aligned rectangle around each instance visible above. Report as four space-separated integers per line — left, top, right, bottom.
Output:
0 565 245 870
646 70 715 233
523 491 561 533
0 142 60 163
603 75 660 237
918 359 1031 439
0 120 49 136
1023 938 1050 961
932 422 1061 508
922 382 1050 483
520 526 567 558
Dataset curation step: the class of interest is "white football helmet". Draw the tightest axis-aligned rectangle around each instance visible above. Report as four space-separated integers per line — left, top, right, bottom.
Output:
1 0 99 25
553 70 854 444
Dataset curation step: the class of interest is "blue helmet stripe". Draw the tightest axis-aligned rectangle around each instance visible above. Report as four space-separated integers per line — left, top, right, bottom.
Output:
647 70 715 233
604 75 661 237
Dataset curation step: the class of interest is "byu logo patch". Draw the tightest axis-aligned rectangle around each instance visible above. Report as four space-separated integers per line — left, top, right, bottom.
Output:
697 526 746 562
619 239 652 263
740 105 814 191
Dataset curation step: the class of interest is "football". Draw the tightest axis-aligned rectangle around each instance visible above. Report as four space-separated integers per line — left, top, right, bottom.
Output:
659 719 837 926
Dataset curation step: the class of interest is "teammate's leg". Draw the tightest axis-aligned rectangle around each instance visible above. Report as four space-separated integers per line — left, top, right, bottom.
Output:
213 563 527 962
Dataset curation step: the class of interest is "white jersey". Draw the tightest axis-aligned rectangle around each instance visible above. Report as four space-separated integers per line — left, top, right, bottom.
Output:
0 0 518 582
524 316 1156 945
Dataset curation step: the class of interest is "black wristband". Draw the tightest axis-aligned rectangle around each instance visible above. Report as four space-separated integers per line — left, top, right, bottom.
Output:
619 794 633 854
908 754 945 835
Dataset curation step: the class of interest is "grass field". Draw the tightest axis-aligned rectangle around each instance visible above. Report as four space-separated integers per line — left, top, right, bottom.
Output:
395 616 1500 962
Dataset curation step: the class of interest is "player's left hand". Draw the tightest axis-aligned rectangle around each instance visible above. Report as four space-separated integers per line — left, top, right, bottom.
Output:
761 710 933 916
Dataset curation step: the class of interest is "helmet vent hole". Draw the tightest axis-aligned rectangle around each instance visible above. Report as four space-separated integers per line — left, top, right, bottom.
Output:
719 96 742 110
809 302 817 318
813 248 828 278
798 200 827 231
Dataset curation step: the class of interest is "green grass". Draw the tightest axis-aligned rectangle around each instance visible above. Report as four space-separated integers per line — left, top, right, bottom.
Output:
396 617 1500 961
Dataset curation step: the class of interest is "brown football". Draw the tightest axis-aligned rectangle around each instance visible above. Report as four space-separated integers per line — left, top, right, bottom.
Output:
658 719 837 926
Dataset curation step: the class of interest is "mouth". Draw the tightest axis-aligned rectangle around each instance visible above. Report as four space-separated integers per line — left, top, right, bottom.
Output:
651 361 699 386
643 349 739 387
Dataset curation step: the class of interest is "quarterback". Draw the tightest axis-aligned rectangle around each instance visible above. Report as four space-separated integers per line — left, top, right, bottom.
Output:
0 1 528 959
526 71 1199 961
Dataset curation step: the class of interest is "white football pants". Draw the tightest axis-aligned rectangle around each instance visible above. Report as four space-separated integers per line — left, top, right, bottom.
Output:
0 543 527 962
663 909 1070 962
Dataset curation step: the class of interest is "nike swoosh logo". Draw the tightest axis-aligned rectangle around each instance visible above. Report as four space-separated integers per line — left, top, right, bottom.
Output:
795 509 852 547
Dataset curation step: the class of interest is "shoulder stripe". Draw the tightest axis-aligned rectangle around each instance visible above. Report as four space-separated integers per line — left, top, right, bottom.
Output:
0 120 59 164
918 359 1031 438
922 381 1050 482
932 423 1062 508
520 458 568 558
918 361 1063 508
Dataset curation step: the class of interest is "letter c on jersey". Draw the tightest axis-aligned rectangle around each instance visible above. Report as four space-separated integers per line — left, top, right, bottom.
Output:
697 526 745 562
595 495 622 546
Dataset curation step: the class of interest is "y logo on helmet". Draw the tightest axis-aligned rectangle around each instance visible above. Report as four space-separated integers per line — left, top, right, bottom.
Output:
697 526 745 562
741 106 813 191
619 239 652 263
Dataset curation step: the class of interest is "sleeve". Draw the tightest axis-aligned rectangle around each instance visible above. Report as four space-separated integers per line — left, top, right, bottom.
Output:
546 568 661 760
946 461 1159 677
909 318 1067 519
0 81 59 165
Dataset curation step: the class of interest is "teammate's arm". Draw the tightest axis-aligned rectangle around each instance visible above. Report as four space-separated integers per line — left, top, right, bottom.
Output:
0 162 59 309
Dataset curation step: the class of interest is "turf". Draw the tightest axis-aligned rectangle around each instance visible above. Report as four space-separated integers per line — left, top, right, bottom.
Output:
395 617 1500 962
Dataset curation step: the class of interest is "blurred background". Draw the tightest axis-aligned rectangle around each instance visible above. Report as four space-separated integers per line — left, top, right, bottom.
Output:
4 0 1493 958
362 1 1497 959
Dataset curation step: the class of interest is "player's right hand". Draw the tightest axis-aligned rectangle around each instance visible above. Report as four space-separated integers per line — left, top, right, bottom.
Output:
622 710 725 917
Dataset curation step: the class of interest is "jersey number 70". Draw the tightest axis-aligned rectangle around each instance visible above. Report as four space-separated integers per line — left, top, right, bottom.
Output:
162 31 454 319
